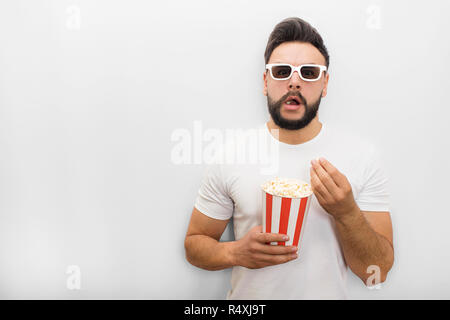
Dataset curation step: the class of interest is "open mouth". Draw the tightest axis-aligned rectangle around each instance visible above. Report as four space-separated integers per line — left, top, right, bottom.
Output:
283 96 303 111
284 96 302 106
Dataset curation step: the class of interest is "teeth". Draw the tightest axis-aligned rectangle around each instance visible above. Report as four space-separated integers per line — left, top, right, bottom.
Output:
286 101 293 105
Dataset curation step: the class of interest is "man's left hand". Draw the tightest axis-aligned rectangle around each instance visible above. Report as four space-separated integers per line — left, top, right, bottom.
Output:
310 157 359 221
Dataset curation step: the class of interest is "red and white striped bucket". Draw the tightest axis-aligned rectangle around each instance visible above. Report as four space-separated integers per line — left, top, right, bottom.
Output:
262 189 312 248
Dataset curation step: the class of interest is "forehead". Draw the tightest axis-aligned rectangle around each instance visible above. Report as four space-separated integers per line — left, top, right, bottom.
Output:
269 41 326 66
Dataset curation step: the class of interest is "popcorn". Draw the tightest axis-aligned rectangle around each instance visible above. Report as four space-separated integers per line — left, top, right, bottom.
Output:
261 177 312 198
261 177 313 249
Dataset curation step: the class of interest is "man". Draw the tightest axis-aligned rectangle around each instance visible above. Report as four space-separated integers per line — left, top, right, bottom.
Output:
184 17 394 299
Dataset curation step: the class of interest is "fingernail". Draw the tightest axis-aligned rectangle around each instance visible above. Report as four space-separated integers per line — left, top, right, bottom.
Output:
291 253 298 259
283 235 289 241
291 246 298 252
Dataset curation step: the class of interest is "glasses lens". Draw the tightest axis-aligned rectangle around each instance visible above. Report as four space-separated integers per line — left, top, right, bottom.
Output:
271 65 292 79
300 66 321 80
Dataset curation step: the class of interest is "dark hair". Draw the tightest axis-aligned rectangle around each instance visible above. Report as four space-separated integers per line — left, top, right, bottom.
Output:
264 17 329 67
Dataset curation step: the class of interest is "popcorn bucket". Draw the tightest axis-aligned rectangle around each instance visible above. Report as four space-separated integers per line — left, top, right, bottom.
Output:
261 178 313 249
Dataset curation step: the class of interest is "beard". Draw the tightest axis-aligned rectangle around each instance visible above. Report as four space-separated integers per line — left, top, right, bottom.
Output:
267 90 322 131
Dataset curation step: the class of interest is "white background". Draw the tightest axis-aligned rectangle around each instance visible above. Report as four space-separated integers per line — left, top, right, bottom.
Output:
0 0 449 299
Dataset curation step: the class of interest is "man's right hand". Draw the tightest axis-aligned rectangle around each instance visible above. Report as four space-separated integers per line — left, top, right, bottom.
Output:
230 225 298 269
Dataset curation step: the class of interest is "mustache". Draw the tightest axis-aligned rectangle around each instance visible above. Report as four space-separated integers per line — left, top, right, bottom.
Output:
279 91 306 106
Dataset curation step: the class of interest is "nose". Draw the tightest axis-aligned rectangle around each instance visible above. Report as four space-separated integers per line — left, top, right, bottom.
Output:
288 70 302 90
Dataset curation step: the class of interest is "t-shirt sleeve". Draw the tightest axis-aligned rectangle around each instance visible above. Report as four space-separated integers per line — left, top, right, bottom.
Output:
194 163 234 220
356 144 391 212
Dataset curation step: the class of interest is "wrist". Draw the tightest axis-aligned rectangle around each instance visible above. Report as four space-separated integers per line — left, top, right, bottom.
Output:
223 240 238 268
335 205 361 227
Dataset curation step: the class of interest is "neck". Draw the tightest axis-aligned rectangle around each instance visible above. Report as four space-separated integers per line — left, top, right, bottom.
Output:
266 117 323 145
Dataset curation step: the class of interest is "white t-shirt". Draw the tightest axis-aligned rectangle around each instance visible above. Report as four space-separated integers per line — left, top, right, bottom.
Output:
194 122 390 299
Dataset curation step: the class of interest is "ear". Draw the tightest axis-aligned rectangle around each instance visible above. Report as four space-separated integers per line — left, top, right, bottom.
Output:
321 72 330 97
263 71 268 96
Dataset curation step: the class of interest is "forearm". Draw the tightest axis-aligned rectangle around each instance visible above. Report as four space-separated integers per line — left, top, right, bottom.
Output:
334 207 394 283
184 235 235 271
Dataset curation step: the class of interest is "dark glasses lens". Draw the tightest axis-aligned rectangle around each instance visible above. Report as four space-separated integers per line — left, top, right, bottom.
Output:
271 65 292 79
300 66 321 80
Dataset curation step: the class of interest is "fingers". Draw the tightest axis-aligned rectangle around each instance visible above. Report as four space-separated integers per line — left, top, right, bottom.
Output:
255 231 289 244
316 157 347 188
311 158 339 193
253 232 298 254
257 243 297 255
244 226 298 268
254 251 298 267
310 167 329 202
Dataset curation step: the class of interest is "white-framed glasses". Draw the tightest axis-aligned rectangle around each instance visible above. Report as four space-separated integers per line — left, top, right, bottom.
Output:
265 63 327 81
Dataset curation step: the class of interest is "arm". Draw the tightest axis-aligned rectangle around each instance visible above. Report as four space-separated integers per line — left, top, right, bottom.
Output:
184 207 234 271
334 209 394 284
184 207 298 271
310 157 394 285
